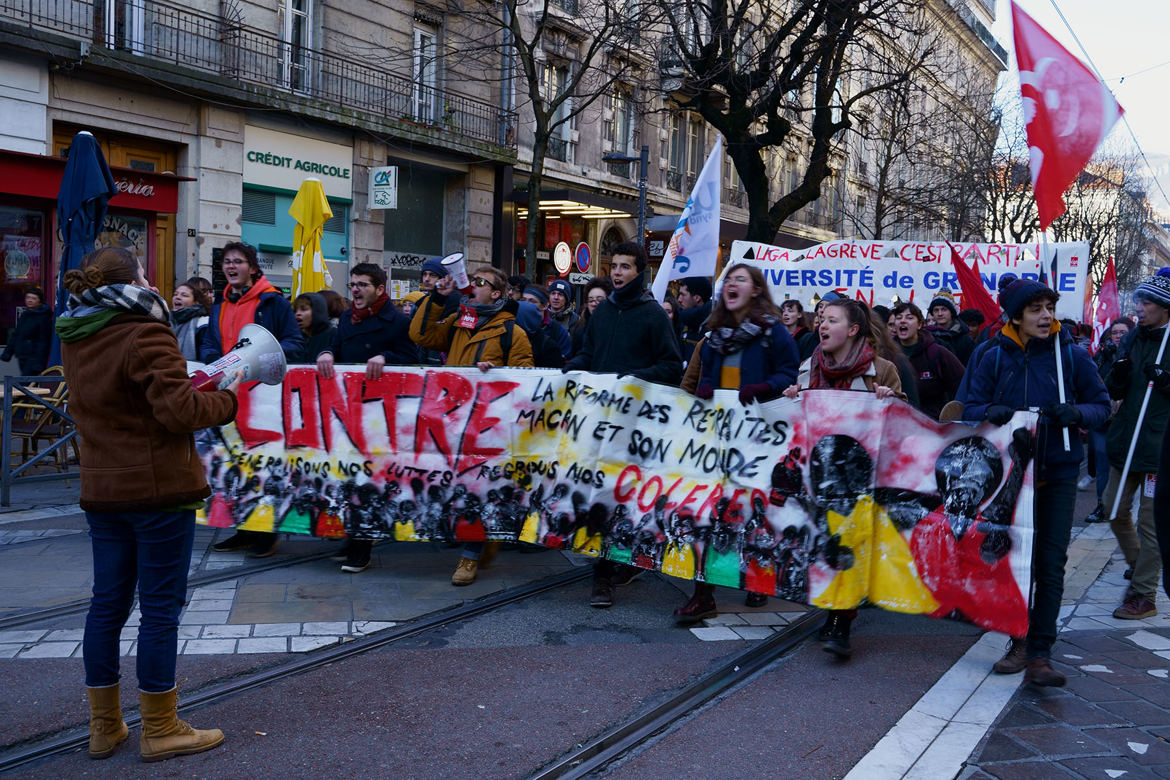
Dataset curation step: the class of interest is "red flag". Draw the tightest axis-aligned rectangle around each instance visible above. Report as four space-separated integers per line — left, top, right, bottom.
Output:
949 245 1000 323
1092 256 1121 349
1012 2 1123 230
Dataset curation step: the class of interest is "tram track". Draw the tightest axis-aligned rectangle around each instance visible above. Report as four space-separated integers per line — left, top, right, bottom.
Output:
528 610 823 779
0 565 594 774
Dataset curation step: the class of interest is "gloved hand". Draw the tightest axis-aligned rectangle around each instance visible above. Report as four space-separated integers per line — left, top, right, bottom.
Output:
1010 428 1035 461
985 405 1014 425
1144 363 1170 390
695 381 714 400
1045 403 1082 427
738 382 771 405
1111 358 1132 385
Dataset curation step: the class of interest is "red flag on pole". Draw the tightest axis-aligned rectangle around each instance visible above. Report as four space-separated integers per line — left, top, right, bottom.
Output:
1011 2 1124 230
1092 255 1121 349
949 245 1000 324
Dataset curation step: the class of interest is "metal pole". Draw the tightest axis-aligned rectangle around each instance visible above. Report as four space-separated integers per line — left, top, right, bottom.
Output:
636 144 648 246
1109 323 1170 521
1042 234 1071 452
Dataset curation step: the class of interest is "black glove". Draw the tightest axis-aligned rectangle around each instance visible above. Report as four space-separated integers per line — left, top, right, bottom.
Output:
1010 428 1035 462
1111 358 1132 385
1045 403 1082 427
985 405 1014 425
1144 363 1170 390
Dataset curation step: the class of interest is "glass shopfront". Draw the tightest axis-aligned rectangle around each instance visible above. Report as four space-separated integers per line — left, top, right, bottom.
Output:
0 204 48 339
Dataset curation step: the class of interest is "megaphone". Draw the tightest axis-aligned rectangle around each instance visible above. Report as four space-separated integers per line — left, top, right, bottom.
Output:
189 323 288 392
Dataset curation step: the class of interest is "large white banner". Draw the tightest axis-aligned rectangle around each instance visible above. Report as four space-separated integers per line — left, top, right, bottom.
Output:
725 239 1090 321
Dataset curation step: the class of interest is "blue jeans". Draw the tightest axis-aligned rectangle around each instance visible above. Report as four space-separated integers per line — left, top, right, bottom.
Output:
84 509 195 692
1026 479 1076 659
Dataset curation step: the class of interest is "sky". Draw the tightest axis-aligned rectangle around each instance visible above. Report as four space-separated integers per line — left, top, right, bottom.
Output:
992 0 1170 211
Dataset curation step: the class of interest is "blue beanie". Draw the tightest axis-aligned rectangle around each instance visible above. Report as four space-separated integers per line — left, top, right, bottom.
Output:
548 279 572 298
524 285 549 305
819 291 844 304
1134 270 1170 310
999 279 1058 320
421 257 448 278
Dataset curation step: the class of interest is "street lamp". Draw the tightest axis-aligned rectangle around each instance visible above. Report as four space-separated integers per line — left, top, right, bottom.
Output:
602 144 649 245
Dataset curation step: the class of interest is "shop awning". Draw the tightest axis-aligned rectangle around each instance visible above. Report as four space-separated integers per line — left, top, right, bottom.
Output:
510 188 645 220
0 148 193 213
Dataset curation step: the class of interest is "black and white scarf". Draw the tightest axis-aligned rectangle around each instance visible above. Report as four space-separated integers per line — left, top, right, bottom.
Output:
706 315 778 356
64 283 170 325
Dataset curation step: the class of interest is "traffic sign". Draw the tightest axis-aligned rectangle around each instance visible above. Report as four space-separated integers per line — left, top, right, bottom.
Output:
553 242 572 274
574 241 592 273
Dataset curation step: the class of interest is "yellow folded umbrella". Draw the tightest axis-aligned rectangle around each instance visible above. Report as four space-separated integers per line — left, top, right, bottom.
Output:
289 177 334 296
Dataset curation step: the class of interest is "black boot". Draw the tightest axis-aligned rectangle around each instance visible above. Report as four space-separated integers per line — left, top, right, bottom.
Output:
822 610 855 659
815 612 840 642
1084 503 1106 523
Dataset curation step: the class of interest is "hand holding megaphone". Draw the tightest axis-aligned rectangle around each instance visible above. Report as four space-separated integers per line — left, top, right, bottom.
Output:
189 323 288 392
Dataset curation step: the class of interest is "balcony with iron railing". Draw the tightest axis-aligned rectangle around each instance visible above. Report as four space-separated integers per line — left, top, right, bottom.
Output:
0 0 517 155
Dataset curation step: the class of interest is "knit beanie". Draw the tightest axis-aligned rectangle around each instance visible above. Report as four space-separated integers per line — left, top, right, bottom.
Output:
1134 269 1170 310
928 288 959 319
548 279 572 298
523 285 549 305
999 279 1058 321
421 257 448 278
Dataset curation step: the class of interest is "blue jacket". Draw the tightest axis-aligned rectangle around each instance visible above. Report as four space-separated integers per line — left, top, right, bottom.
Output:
327 302 418 365
199 291 304 363
697 322 800 398
961 324 1109 481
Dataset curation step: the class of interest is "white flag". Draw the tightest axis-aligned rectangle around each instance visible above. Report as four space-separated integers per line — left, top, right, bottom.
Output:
651 136 723 302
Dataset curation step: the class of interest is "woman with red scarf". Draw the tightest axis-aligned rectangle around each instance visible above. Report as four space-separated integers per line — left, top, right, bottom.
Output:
784 298 905 657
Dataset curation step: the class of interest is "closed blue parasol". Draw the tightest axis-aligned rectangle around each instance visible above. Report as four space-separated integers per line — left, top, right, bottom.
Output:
50 131 118 364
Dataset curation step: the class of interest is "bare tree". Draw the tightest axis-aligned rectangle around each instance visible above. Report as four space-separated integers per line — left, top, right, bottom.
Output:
655 0 930 242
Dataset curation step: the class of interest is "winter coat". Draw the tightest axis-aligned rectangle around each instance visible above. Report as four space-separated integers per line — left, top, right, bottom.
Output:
515 303 566 368
927 322 975 365
326 301 418 366
550 305 579 332
678 300 712 357
564 277 683 385
961 323 1109 481
695 322 800 399
409 294 534 368
200 287 303 363
795 355 906 399
60 313 237 512
2 304 53 375
1105 325 1170 473
292 293 336 363
791 326 819 362
901 330 965 420
413 292 461 365
170 306 208 362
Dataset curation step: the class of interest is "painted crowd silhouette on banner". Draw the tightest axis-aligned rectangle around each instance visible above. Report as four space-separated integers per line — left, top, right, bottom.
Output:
197 367 1037 635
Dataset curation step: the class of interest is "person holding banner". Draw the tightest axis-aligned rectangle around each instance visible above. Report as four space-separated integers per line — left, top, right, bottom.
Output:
410 265 534 585
565 241 683 608
57 247 237 762
674 263 799 622
1102 271 1170 620
962 279 1109 686
782 297 905 657
891 302 965 421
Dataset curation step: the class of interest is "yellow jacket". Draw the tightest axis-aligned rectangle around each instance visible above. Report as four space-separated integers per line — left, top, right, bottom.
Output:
409 295 534 368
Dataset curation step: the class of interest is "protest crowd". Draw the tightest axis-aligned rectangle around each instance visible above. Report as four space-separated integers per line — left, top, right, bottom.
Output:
43 235 1170 764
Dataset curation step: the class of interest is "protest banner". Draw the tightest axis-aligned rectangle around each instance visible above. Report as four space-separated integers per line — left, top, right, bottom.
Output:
726 238 1090 321
197 367 1038 636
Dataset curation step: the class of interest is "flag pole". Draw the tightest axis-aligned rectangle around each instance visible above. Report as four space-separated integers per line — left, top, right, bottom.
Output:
1109 323 1170 521
1042 233 1072 452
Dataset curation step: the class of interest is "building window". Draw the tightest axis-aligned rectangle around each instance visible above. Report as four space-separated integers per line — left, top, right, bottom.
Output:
604 86 634 176
382 164 447 257
542 61 573 162
105 0 145 54
413 25 439 123
281 0 314 92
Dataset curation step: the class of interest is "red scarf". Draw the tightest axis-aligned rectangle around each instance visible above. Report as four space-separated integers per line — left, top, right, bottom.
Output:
808 340 875 390
351 292 390 324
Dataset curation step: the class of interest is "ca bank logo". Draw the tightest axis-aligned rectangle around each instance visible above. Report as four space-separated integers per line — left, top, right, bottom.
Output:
374 169 395 186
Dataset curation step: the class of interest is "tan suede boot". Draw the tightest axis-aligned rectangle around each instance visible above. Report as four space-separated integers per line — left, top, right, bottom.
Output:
139 688 224 762
86 683 129 759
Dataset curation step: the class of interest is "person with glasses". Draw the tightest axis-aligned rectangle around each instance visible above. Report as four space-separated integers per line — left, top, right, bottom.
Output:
564 240 683 609
316 262 419 574
409 264 534 585
206 241 303 560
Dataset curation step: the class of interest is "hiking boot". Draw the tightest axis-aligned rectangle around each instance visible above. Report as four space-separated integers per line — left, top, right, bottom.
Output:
451 557 478 586
1024 658 1066 687
610 564 643 587
1114 591 1156 619
590 577 614 608
211 531 254 553
992 637 1028 674
1083 503 1106 523
246 534 279 559
744 592 768 608
674 584 717 624
139 688 224 762
815 613 840 642
340 542 371 573
86 683 129 759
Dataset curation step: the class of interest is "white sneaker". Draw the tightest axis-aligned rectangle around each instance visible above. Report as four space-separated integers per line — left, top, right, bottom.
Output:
1077 475 1094 491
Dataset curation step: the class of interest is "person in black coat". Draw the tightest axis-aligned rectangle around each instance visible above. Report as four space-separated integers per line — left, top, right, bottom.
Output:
565 241 683 609
291 292 336 363
2 286 54 375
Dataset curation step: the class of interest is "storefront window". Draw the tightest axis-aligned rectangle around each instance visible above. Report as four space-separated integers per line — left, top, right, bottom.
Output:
0 205 47 338
98 212 150 274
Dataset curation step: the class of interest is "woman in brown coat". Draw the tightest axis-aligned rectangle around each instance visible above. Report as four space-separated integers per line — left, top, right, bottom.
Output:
58 247 237 762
